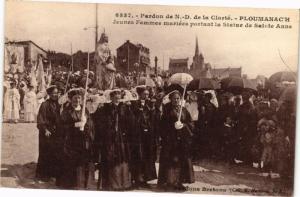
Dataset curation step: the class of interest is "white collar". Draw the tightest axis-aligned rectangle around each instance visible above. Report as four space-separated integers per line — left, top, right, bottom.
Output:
74 105 81 111
224 123 232 128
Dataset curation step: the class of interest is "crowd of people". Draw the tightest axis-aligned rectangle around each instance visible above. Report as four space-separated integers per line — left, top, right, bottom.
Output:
192 90 294 177
2 70 296 191
34 85 195 191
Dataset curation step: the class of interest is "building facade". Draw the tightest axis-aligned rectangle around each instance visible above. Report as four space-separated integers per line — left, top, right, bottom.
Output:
190 37 204 71
5 40 48 73
168 36 242 80
116 40 150 75
211 67 242 79
169 58 189 74
189 37 213 79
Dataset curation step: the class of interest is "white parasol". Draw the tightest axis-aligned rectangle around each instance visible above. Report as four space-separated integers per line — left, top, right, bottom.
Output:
168 73 193 129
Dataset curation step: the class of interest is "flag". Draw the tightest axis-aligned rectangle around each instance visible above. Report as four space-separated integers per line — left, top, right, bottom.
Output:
29 64 37 88
46 61 52 87
4 47 10 73
36 57 46 92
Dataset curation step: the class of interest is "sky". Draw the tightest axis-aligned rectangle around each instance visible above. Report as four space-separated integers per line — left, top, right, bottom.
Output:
4 0 300 78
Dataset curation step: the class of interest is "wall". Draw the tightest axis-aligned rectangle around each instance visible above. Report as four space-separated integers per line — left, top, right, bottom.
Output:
169 63 188 74
117 43 150 74
29 42 47 65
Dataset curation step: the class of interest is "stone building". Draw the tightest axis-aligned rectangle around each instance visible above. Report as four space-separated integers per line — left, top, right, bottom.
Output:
187 37 213 79
167 36 242 80
168 58 189 74
211 67 242 79
116 40 150 75
4 40 48 73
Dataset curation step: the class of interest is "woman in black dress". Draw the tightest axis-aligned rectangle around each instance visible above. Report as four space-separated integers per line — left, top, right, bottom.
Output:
158 91 195 191
130 87 158 188
58 88 95 189
93 89 133 191
36 85 61 182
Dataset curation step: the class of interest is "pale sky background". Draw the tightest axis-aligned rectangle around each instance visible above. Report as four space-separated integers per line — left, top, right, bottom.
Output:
4 0 300 78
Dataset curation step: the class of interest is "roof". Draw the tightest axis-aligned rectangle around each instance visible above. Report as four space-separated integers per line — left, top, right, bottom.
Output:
169 58 189 64
117 40 149 52
136 43 149 50
212 67 241 77
5 40 48 54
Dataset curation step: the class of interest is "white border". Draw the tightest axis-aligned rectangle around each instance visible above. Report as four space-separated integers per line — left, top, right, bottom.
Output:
0 1 299 197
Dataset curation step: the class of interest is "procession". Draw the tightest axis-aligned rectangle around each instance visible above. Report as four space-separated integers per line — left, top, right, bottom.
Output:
2 31 297 193
1 1 299 196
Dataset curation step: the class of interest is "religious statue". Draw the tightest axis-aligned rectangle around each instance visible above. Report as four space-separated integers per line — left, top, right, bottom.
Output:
5 45 25 74
94 31 116 90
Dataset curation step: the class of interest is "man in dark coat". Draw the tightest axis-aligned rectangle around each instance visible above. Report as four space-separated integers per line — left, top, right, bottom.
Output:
93 90 133 191
36 85 61 182
158 91 195 191
130 87 158 188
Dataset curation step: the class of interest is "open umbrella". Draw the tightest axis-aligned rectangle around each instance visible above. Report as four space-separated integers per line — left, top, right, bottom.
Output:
221 77 257 92
269 71 297 83
165 84 184 95
187 78 220 90
169 73 193 129
169 73 193 87
279 86 296 106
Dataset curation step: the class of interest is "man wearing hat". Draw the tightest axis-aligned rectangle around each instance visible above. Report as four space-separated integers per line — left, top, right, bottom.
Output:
129 86 158 188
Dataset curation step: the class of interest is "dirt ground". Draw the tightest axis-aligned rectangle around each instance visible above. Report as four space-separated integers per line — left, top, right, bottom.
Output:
0 123 294 196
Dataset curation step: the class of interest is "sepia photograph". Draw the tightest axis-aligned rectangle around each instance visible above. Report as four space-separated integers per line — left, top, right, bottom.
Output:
1 0 299 196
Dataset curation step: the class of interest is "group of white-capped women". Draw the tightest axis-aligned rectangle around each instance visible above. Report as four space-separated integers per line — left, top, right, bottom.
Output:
36 85 195 191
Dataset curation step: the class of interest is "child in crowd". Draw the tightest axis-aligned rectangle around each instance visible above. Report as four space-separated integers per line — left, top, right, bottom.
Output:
271 121 290 178
259 120 274 171
220 116 237 163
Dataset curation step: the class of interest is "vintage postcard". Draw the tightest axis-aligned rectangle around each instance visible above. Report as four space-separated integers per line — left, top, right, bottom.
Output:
1 0 299 196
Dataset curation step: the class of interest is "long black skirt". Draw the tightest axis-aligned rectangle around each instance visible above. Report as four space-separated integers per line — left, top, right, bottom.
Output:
36 131 61 179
